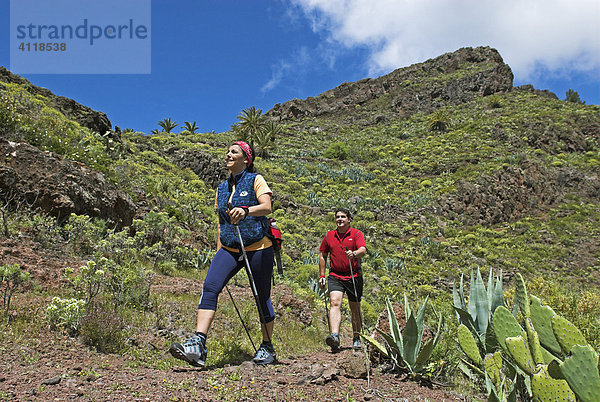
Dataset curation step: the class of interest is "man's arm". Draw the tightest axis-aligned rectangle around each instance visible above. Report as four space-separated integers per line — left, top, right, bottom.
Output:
345 246 366 260
318 252 328 288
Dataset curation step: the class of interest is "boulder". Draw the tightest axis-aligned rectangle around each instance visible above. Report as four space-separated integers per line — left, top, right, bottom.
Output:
0 140 135 228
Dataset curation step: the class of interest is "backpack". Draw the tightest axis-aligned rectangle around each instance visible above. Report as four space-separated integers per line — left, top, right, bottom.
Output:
265 218 283 276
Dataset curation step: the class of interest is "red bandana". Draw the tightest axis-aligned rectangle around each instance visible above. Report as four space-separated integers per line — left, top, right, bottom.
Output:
234 141 253 166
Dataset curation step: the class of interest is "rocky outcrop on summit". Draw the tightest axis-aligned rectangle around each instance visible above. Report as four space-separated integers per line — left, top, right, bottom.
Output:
435 160 600 227
0 66 112 135
266 46 513 124
0 139 135 228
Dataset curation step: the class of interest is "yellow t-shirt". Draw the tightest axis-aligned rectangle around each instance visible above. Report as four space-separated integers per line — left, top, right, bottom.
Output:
215 174 273 252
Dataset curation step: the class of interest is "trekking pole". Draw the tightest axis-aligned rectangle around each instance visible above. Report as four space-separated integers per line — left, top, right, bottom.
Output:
324 289 331 333
234 224 273 344
225 284 257 353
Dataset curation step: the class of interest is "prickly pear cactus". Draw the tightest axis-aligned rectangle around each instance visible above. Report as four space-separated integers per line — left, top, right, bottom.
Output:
531 364 576 401
484 351 502 387
493 306 524 353
506 335 536 375
525 318 544 366
515 273 530 317
458 324 482 365
530 295 562 356
557 344 600 402
552 314 587 354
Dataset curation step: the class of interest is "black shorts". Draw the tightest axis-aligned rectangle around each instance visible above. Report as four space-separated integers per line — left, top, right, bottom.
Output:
328 275 363 302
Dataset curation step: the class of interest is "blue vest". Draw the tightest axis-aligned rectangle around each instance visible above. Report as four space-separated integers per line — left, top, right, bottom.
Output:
217 170 268 248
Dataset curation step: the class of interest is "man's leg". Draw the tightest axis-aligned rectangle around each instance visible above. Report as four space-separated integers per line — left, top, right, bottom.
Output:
329 290 344 335
325 290 343 351
348 300 362 338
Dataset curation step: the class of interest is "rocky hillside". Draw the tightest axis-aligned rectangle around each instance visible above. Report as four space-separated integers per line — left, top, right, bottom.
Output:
0 46 599 400
0 66 112 136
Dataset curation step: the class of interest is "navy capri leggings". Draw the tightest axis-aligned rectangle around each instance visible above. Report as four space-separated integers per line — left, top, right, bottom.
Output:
198 247 275 323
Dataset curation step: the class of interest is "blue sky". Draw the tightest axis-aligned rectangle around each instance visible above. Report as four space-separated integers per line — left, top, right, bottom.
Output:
2 0 599 134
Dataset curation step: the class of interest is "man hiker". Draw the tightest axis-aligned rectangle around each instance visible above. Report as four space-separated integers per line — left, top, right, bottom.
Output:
318 208 367 351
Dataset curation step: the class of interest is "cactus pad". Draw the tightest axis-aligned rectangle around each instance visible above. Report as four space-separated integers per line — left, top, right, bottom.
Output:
515 273 530 317
558 344 600 402
552 315 587 354
484 351 502 387
458 324 482 365
531 364 576 401
493 306 524 353
526 318 544 366
530 295 561 356
506 335 535 375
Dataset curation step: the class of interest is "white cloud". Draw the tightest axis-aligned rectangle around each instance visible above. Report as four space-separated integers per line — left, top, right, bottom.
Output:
261 47 312 93
289 0 600 80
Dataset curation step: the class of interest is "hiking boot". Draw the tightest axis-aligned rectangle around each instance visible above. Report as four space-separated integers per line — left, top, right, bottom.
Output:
325 333 340 351
352 336 362 350
252 342 277 365
169 334 207 367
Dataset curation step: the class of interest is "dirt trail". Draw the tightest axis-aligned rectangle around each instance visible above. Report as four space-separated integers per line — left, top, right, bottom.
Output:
0 335 467 401
0 238 469 400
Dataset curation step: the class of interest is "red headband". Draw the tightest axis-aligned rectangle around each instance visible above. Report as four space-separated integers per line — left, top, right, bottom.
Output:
234 141 253 166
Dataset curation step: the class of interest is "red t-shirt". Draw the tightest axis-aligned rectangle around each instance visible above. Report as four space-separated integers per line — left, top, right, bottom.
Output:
319 227 366 279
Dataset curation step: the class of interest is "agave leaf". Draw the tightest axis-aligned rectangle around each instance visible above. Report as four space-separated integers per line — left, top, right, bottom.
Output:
487 268 494 308
414 312 443 372
386 298 402 345
454 305 478 337
452 281 461 314
458 360 481 382
468 270 477 322
459 273 466 310
360 333 388 357
403 312 419 367
414 296 429 356
403 293 412 323
491 269 504 314
376 327 402 358
473 268 491 335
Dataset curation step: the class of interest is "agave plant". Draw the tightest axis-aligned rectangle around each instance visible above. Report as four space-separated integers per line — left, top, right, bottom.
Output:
453 268 504 339
361 295 442 376
453 269 519 400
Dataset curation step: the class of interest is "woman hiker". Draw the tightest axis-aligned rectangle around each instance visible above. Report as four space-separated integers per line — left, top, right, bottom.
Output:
319 208 367 351
170 141 277 367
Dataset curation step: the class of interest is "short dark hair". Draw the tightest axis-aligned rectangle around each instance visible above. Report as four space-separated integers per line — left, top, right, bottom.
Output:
334 208 352 220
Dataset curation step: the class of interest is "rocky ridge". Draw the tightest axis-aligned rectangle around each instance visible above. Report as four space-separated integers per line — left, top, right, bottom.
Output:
0 66 112 136
266 46 514 125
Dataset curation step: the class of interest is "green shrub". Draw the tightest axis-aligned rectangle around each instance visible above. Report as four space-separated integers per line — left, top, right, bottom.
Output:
79 301 126 353
63 213 107 255
323 142 349 160
65 259 107 305
46 297 86 336
0 263 31 315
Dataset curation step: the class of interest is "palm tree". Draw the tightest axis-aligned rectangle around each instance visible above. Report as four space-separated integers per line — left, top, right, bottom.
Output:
182 121 199 134
157 118 177 133
232 106 265 143
253 121 282 158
